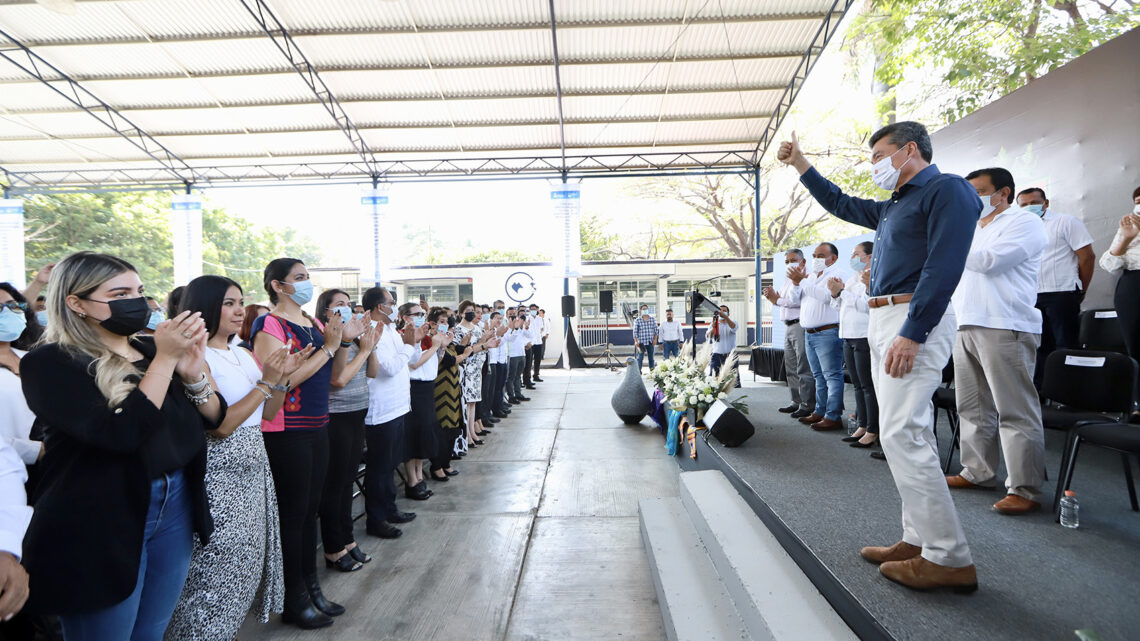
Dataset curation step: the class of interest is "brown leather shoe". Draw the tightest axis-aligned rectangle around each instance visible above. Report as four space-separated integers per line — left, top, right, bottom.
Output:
992 494 1040 515
945 475 988 490
880 556 978 593
797 413 823 425
811 418 842 431
860 540 921 565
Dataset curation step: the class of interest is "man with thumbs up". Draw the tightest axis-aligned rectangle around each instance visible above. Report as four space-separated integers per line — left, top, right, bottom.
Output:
777 123 982 593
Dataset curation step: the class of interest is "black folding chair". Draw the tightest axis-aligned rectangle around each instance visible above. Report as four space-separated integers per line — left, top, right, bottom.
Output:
1079 309 1127 353
1054 421 1140 520
931 360 960 473
1040 350 1136 433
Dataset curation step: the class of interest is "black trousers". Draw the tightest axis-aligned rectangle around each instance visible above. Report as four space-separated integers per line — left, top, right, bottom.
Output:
430 426 461 473
523 346 534 386
479 360 495 420
1115 270 1140 405
843 338 879 434
531 341 545 379
491 362 508 414
263 428 329 595
364 415 406 529
1034 290 1082 387
319 409 366 554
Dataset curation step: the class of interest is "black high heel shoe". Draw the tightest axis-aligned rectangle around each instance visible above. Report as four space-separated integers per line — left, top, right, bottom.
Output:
445 468 459 476
431 471 450 482
347 546 372 564
850 438 879 449
325 554 363 572
472 438 485 445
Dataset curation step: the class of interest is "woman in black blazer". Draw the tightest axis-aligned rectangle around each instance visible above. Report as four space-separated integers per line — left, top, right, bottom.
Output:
19 252 225 641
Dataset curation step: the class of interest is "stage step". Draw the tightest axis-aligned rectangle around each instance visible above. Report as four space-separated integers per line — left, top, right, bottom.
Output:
680 470 858 641
638 497 749 641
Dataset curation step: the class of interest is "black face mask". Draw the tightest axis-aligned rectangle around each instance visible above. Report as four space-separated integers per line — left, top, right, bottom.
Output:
464 311 476 322
89 296 151 336
447 316 458 328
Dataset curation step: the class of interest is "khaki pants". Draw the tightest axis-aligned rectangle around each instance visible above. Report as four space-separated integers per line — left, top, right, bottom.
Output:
869 303 971 567
783 321 814 410
953 326 1045 502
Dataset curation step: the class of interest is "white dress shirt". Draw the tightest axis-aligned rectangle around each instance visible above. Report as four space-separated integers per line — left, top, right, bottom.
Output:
1037 210 1093 293
659 319 684 342
504 327 526 358
541 316 552 339
1099 228 1140 273
526 316 543 346
366 323 416 425
790 262 849 330
0 440 30 559
952 205 1047 333
829 273 870 339
773 279 801 322
0 349 40 465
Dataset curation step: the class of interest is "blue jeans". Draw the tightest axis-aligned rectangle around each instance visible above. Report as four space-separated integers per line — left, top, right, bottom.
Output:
662 341 681 360
804 327 845 421
636 343 655 371
60 471 193 641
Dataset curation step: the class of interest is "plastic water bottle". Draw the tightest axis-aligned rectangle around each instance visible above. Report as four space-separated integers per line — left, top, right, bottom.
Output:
1059 490 1079 529
846 413 857 436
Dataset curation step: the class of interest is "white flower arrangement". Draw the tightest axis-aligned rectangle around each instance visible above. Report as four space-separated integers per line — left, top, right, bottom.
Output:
649 339 746 421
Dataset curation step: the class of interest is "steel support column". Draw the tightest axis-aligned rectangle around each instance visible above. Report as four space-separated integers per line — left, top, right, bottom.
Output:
752 164 763 347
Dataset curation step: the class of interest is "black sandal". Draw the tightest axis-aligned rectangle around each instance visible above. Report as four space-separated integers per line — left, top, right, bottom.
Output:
347 547 372 564
325 554 363 572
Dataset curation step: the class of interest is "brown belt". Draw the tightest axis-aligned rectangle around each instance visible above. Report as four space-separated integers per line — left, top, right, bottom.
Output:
867 294 914 309
804 323 839 334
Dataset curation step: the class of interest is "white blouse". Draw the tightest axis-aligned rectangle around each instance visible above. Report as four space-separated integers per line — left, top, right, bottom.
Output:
1099 230 1140 273
0 349 40 465
205 346 265 429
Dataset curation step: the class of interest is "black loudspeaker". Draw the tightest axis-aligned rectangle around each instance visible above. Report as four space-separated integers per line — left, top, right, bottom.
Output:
703 400 754 447
599 290 614 314
561 295 576 318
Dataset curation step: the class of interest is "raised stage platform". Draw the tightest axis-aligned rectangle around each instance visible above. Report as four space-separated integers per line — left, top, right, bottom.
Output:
676 384 1140 641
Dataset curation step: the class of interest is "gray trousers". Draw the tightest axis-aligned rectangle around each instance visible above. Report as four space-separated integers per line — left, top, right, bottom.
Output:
953 326 1045 502
508 356 525 399
783 321 815 410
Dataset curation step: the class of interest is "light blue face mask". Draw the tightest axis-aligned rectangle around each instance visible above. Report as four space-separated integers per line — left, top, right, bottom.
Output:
413 316 426 328
849 256 866 272
146 309 165 331
35 310 48 327
1023 204 1045 217
0 308 27 342
288 280 314 306
332 306 352 323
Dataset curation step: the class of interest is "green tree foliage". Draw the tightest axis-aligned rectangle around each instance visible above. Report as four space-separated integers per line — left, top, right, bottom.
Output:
22 191 322 301
851 0 1140 123
455 249 547 264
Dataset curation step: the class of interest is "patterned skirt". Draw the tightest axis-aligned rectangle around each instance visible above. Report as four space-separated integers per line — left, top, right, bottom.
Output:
165 424 284 640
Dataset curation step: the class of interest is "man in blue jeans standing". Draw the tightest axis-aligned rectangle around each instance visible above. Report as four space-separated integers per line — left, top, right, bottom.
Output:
790 242 850 431
659 308 684 360
633 305 658 372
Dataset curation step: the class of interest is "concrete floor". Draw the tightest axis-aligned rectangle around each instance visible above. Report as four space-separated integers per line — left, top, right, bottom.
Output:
240 368 673 641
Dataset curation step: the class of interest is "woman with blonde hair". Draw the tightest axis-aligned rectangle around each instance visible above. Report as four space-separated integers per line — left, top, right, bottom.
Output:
20 251 223 640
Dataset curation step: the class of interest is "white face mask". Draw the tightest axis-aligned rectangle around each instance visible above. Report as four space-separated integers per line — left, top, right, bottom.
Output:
870 146 911 191
1133 204 1140 215
979 192 1000 218
811 257 827 273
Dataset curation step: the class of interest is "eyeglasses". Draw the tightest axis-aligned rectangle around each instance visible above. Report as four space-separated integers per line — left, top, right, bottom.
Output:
408 312 426 318
0 302 27 313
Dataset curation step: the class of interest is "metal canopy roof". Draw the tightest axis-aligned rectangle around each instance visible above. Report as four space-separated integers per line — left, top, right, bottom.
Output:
0 0 854 192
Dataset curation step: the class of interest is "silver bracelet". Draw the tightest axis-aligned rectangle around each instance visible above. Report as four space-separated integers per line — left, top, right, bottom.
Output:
185 387 215 406
183 373 209 393
321 346 335 360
